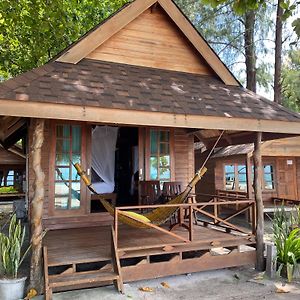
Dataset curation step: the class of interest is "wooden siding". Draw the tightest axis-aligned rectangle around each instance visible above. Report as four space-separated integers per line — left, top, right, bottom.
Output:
28 122 194 229
0 147 25 166
276 157 298 200
296 158 300 201
262 136 300 157
174 128 194 188
195 151 216 201
87 7 213 75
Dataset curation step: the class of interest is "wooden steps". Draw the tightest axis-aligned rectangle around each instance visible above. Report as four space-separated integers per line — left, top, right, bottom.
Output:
49 270 119 288
43 226 124 300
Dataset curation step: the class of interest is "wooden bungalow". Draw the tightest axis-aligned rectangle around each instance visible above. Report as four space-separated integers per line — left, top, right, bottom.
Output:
195 136 300 210
0 143 26 201
1 0 300 298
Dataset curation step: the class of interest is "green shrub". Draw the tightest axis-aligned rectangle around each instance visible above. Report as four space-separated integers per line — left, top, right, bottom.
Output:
273 206 300 282
0 186 18 194
0 214 30 279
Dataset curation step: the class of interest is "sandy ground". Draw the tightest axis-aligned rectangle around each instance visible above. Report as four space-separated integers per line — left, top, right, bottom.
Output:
34 266 300 300
2 205 299 300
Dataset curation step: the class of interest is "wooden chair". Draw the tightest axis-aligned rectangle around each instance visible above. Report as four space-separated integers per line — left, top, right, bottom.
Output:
139 180 161 206
162 181 182 201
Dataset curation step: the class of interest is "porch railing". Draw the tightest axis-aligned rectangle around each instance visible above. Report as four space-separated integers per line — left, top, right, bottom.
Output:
113 199 256 249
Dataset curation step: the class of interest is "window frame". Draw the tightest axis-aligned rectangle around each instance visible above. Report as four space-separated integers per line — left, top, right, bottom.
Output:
223 162 276 192
224 163 248 192
262 164 276 191
49 121 88 217
145 128 175 181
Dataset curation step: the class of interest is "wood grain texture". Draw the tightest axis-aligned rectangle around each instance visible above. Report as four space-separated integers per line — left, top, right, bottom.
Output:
2 100 300 135
29 119 45 293
261 136 300 156
87 7 213 75
43 225 255 285
56 0 157 63
174 128 194 188
253 132 264 271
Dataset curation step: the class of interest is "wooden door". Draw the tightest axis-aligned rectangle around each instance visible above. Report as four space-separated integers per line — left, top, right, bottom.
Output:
276 157 297 200
49 122 89 216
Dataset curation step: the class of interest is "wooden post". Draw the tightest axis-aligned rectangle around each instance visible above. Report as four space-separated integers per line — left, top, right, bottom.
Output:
245 154 252 199
253 132 264 271
29 119 45 293
245 153 252 223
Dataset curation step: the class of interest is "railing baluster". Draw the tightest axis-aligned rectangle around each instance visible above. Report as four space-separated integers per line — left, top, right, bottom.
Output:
213 197 217 224
114 208 118 248
251 202 256 234
189 204 193 241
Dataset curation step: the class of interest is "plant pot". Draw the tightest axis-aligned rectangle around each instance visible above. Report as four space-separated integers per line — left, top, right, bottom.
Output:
0 277 27 300
293 264 300 279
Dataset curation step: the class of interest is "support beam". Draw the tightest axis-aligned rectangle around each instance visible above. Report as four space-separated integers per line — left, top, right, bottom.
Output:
29 119 45 293
253 132 264 271
245 153 252 199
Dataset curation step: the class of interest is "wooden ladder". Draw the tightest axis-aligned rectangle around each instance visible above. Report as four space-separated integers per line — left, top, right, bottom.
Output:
43 228 124 300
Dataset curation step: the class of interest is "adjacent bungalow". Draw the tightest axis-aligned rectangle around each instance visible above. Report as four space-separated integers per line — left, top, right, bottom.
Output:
0 0 300 297
0 142 26 199
195 136 300 208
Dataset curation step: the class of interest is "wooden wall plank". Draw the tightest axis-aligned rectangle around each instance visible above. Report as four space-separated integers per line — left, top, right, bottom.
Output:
87 7 213 75
174 129 194 188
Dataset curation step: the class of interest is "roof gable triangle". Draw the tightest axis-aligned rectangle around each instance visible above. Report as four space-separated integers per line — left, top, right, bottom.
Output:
56 0 239 86
86 6 214 75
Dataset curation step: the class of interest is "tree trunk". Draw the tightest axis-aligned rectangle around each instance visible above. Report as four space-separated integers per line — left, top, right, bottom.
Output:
274 0 283 104
29 119 45 293
253 132 264 271
244 10 257 92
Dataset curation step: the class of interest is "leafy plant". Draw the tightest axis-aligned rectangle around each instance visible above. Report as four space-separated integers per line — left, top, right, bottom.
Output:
275 228 300 282
273 206 300 282
0 186 18 194
0 214 31 279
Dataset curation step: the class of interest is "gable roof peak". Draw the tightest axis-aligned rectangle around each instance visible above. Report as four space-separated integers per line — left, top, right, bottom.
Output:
56 0 239 86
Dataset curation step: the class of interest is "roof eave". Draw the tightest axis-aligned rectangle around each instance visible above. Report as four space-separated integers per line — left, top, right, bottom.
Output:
1 99 300 135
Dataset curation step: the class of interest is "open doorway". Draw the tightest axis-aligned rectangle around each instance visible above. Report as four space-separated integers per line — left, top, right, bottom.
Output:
90 126 138 213
115 127 139 206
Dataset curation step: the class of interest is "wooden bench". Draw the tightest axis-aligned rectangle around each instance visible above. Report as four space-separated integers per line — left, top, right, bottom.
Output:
262 197 300 213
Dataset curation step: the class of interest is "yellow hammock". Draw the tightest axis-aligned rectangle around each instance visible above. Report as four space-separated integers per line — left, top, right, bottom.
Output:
74 163 207 229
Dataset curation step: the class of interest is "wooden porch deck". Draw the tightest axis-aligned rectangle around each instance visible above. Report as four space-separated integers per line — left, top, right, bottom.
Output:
44 224 256 284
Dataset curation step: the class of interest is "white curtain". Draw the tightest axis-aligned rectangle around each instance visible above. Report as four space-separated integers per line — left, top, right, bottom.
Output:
92 126 118 194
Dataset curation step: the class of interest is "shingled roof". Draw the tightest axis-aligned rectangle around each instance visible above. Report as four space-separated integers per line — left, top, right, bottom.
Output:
0 59 299 123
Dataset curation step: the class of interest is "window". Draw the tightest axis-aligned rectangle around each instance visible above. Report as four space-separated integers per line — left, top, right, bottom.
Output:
263 165 275 190
149 129 171 181
225 165 235 190
6 170 14 186
54 124 82 210
237 165 247 191
224 163 275 192
0 170 15 187
224 164 247 192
